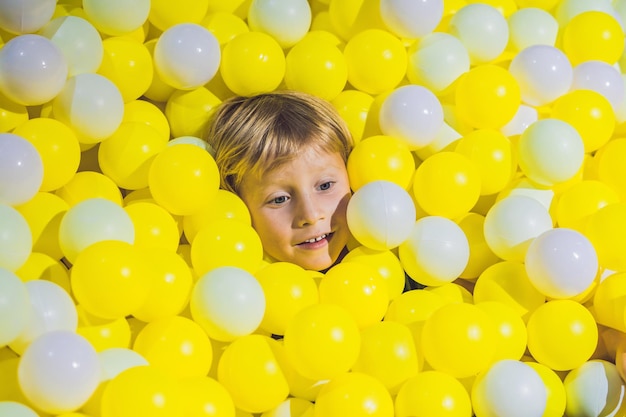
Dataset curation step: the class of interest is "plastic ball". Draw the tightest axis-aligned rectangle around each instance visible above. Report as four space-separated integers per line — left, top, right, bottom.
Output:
523 361 567 417
343 245 406 301
412 151 481 219
178 375 236 417
165 87 222 138
0 133 43 206
122 99 170 139
563 360 626 417
58 197 134 264
555 180 620 233
131 249 193 322
384 285 446 325
190 219 263 276
572 60 625 113
154 23 221 90
148 143 220 216
248 0 311 48
343 29 407 95
55 171 124 207
220 31 286 96
254 262 319 336
71 240 152 320
483 195 553 262
0 268 29 347
190 266 265 342
562 11 624 66
261 397 313 417
124 202 180 253
148 0 209 31
14 192 67 260
593 272 626 332
0 93 28 133
507 7 558 51
455 64 521 129
526 299 598 371
421 302 498 379
313 372 394 417
0 34 67 106
379 84 444 150
76 307 131 352
501 104 539 137
476 301 528 362
379 0 444 39
508 45 573 107
9 280 77 355
518 118 585 187
98 37 153 103
585 202 626 272
346 180 416 251
398 215 470 286
200 11 249 46
0 402 39 417
551 89 615 153
284 35 347 101
406 32 470 94
283 303 361 381
525 228 598 299
331 89 374 143
82 0 150 36
448 3 509 64
133 316 212 379
0 0 56 34
0 204 32 272
18 330 100 415
351 321 419 394
217 334 289 414
52 73 125 145
39 15 104 77
454 129 513 196
100 364 184 417
471 360 547 417
394 370 472 417
595 137 626 201
319 261 389 328
98 122 168 190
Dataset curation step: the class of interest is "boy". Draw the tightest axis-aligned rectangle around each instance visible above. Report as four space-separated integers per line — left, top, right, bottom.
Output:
204 90 354 272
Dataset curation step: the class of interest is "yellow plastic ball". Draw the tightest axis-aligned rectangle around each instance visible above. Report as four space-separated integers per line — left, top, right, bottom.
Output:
594 137 626 201
524 361 567 417
592 272 626 332
142 39 176 103
457 212 499 279
526 299 598 371
165 87 222 138
124 201 180 253
55 171 123 207
284 35 347 101
76 306 131 352
412 151 481 219
122 99 170 141
343 29 407 95
13 118 80 192
342 245 406 301
201 11 249 46
476 301 528 362
314 372 394 417
148 144 220 216
254 262 319 336
331 89 374 143
551 89 615 153
0 93 28 132
585 202 626 272
98 36 153 102
455 64 521 129
347 134 415 191
220 31 286 96
555 180 620 233
562 11 624 66
179 375 236 417
384 288 447 324
148 0 209 31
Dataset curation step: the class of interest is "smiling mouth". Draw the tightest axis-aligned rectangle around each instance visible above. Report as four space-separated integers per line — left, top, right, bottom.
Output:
297 232 333 246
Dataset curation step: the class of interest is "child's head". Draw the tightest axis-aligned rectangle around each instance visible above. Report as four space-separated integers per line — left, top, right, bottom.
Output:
205 90 354 271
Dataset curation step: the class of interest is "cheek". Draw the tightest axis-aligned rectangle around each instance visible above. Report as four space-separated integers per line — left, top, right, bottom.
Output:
250 211 288 242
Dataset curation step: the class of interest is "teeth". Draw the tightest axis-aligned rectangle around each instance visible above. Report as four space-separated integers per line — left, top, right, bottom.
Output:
305 234 326 243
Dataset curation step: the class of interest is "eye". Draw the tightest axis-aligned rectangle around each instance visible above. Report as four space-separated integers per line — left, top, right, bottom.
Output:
270 195 289 205
319 181 334 191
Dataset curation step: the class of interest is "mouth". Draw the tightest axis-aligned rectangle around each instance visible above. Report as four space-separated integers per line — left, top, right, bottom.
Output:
296 232 334 248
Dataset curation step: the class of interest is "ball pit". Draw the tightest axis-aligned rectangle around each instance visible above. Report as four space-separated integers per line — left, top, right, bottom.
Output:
2 1 626 416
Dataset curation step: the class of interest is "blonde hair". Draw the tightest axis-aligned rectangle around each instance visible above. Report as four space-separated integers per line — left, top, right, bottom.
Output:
204 90 354 194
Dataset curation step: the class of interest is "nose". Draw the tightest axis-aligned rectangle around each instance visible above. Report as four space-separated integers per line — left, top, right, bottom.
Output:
296 194 325 227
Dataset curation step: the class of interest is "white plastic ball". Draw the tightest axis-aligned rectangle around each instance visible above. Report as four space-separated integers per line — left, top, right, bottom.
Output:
0 34 68 106
0 0 56 34
379 84 444 150
154 23 221 90
564 360 626 417
0 402 39 417
248 0 312 48
406 32 470 94
58 197 135 264
18 330 100 415
98 348 149 381
0 268 29 347
508 7 559 51
52 73 124 144
572 60 625 112
517 118 585 187
379 0 444 39
39 15 104 77
398 216 470 287
525 228 598 299
501 104 538 137
448 3 509 65
346 180 416 251
190 266 266 342
9 280 78 355
508 45 573 107
0 204 32 272
0 133 43 206
82 0 150 36
472 360 547 417
483 195 554 262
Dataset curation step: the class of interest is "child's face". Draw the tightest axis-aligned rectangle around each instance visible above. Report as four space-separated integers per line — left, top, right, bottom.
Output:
239 147 352 271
